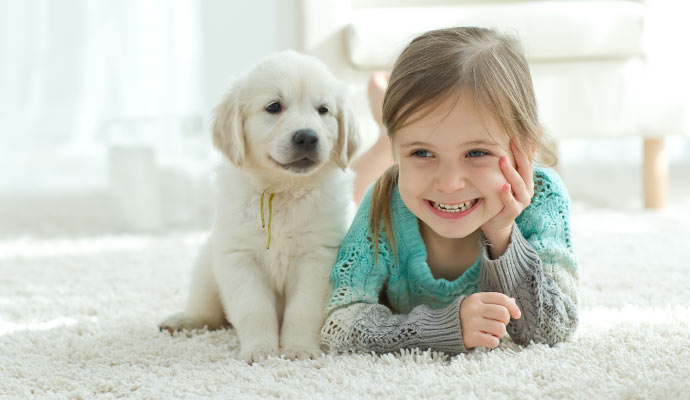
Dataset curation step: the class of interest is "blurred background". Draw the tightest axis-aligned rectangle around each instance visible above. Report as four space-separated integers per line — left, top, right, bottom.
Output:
1 0 688 237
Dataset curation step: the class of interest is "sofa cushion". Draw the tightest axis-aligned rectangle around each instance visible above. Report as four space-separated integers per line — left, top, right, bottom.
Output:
346 1 645 69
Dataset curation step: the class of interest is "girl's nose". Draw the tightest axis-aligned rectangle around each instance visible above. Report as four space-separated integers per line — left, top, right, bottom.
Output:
434 162 466 193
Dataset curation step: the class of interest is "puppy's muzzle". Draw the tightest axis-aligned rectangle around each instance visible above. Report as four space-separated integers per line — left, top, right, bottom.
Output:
272 129 320 173
292 129 318 153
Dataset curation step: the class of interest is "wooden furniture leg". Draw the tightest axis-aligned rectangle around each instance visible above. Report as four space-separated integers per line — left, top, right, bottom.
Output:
643 136 668 209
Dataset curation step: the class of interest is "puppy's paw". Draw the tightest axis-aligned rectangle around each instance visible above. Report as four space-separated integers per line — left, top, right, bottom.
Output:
238 345 279 364
281 346 323 361
159 312 206 334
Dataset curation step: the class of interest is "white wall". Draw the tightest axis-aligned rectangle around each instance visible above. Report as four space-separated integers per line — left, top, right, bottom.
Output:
199 0 300 110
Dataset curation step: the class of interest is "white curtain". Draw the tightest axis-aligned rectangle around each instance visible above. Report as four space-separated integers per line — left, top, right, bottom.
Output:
0 0 208 193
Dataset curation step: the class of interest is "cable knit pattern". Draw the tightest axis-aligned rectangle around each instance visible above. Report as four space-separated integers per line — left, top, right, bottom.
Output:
322 297 466 355
479 168 579 345
321 166 578 355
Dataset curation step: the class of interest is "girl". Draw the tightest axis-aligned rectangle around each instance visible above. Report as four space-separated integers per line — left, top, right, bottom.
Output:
320 27 578 355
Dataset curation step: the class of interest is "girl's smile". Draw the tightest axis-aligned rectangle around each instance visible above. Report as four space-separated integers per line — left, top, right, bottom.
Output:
425 198 482 219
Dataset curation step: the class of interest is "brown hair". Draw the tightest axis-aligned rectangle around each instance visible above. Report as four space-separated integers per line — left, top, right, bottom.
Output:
370 26 556 262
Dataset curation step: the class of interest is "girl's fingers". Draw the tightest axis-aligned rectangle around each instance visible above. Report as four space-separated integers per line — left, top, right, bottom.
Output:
500 183 522 219
474 332 501 349
501 183 515 209
507 297 521 320
500 156 530 204
500 156 527 201
482 304 511 324
480 292 522 320
480 320 508 339
511 141 535 198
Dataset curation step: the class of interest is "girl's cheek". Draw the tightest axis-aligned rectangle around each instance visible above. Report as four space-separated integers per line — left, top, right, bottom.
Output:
469 161 507 184
474 168 507 213
398 163 422 191
400 159 431 180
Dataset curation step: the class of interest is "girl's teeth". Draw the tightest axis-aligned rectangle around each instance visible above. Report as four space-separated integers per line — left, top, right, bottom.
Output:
432 200 476 213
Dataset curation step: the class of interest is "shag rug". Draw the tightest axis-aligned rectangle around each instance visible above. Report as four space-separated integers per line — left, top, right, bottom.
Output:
1 165 689 399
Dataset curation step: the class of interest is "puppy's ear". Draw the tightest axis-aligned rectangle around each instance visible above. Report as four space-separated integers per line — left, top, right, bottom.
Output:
334 94 361 170
212 86 245 167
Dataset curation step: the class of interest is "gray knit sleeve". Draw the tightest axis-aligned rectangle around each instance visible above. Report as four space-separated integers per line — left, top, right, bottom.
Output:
479 224 578 346
321 296 467 355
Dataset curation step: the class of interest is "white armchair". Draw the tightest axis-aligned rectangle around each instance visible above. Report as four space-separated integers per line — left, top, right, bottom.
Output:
299 0 686 209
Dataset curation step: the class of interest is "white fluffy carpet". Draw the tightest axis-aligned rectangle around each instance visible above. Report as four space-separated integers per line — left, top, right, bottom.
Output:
1 165 690 399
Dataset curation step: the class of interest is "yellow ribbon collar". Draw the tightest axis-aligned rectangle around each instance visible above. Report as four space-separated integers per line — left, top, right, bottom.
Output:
260 190 275 249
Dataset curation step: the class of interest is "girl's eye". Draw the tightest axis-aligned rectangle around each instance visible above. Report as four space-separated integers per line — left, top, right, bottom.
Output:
412 149 433 158
265 102 282 114
318 105 329 115
467 149 488 158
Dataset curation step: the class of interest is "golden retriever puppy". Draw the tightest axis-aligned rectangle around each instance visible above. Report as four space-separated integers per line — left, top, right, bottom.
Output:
160 51 360 363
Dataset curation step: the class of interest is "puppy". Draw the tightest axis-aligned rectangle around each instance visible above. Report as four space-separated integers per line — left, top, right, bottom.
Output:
159 51 360 363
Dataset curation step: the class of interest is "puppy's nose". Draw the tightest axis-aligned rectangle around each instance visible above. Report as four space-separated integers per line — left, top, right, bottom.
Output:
292 129 318 152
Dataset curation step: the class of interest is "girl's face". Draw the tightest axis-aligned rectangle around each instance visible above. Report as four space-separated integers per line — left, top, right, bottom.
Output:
393 92 516 239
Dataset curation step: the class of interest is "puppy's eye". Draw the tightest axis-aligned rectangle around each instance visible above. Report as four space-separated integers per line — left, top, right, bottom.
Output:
318 105 329 115
265 102 282 114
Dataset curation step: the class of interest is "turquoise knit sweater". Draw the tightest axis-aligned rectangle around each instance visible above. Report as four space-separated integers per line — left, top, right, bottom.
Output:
321 166 579 354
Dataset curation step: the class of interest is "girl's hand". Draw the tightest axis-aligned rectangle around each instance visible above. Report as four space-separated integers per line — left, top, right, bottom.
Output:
460 292 522 349
481 141 535 258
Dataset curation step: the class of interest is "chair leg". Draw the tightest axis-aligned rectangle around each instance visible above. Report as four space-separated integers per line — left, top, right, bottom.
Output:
643 136 668 209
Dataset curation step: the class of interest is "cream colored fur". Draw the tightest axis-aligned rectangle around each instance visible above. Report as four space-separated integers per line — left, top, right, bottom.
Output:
160 51 360 363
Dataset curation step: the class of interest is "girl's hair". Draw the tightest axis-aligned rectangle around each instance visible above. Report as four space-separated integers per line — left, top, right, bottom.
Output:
370 26 556 261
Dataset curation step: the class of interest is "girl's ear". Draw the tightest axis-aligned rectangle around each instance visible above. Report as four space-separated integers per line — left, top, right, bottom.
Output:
212 85 245 167
334 94 361 170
